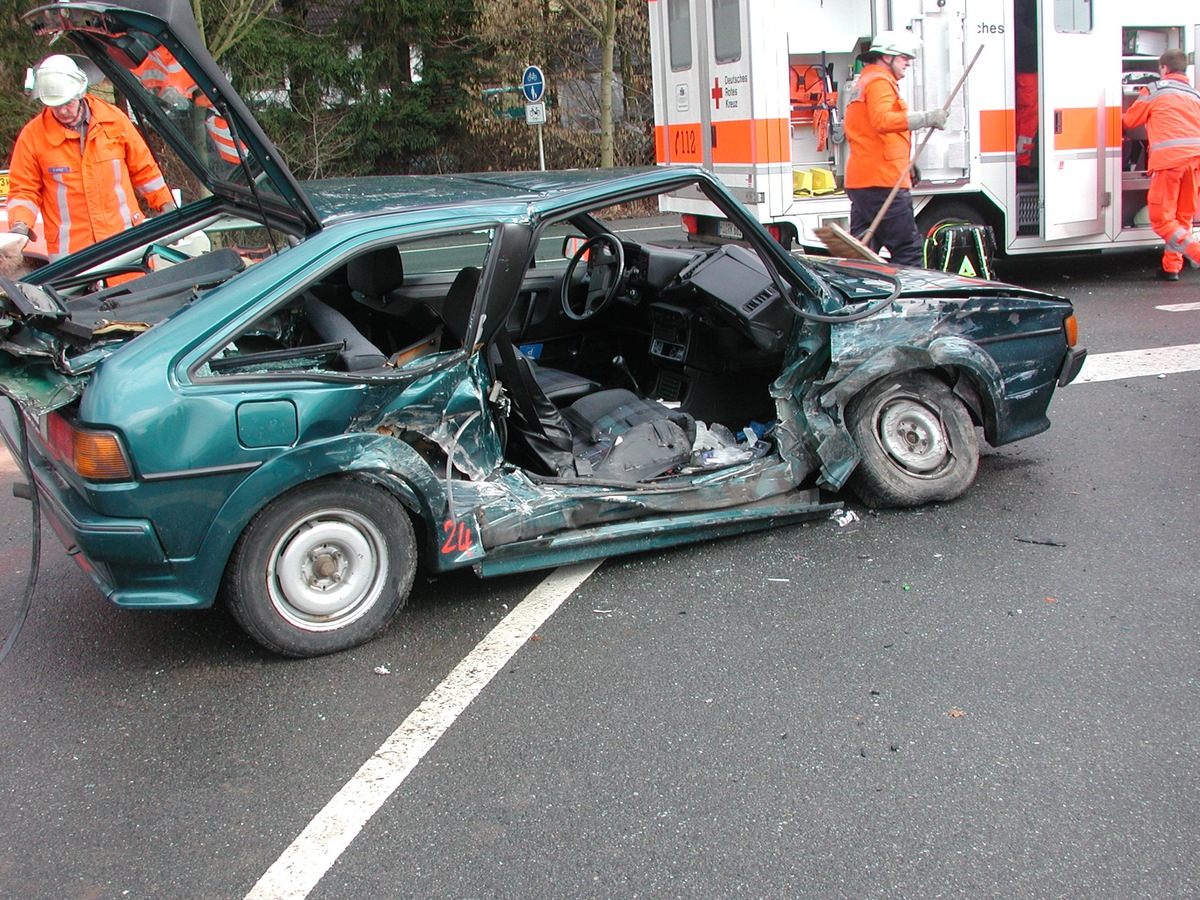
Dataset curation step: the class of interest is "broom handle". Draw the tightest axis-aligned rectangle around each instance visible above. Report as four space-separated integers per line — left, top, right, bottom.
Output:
859 43 985 246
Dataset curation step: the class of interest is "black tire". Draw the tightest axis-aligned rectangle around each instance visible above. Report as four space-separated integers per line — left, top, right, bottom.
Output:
846 372 979 508
916 200 987 240
224 479 416 657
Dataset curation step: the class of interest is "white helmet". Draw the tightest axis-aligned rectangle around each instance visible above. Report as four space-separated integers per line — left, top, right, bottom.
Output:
869 30 922 60
32 55 89 107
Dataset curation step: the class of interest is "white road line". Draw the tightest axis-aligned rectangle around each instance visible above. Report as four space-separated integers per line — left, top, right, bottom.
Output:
1076 343 1200 383
1156 302 1200 312
244 559 604 900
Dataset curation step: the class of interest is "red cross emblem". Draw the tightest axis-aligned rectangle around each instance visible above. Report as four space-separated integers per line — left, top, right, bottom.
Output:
711 78 723 108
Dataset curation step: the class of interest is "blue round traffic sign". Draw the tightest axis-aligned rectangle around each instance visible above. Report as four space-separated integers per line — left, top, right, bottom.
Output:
521 65 545 104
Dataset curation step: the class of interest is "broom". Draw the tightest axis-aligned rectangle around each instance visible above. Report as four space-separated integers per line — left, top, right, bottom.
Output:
815 44 985 262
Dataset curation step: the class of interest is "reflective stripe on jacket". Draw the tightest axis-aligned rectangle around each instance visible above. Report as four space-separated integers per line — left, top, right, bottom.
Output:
134 46 242 166
844 63 913 190
5 95 172 260
1121 73 1200 171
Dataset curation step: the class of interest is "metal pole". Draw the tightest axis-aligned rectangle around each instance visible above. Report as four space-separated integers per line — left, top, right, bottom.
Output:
537 123 545 171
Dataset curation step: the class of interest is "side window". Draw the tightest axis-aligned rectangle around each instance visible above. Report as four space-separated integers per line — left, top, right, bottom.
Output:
668 0 692 71
198 227 496 378
533 221 580 267
398 231 491 277
713 0 741 63
1053 0 1092 34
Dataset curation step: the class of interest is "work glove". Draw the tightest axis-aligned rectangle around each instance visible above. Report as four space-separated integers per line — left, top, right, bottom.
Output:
0 232 29 252
907 108 949 130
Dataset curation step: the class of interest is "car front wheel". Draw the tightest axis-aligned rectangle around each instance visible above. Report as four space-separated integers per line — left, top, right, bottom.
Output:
224 479 416 657
846 371 979 508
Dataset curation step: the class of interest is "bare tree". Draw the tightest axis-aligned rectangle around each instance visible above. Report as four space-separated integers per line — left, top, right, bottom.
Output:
554 0 618 167
470 0 649 169
192 0 275 61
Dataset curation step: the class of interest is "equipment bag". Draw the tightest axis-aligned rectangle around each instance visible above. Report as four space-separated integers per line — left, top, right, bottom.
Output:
922 221 997 280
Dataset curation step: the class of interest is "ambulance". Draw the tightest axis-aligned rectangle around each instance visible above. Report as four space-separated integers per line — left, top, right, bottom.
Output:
648 0 1199 259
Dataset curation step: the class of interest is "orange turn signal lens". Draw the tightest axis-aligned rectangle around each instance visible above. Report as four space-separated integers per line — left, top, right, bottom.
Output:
1063 313 1078 348
45 411 133 482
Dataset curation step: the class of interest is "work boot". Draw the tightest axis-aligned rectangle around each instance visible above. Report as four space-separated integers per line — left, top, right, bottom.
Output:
1156 269 1180 281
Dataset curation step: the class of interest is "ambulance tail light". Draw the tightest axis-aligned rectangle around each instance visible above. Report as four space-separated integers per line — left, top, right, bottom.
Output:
681 214 699 235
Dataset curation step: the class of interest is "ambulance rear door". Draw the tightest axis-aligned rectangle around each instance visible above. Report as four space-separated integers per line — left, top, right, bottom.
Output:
702 0 762 208
652 0 708 171
1039 0 1118 241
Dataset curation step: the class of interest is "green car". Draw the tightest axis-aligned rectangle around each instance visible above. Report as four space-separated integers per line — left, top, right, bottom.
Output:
0 1 1084 657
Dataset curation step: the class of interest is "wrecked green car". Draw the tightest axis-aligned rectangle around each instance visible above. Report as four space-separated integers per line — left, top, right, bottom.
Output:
0 1 1084 656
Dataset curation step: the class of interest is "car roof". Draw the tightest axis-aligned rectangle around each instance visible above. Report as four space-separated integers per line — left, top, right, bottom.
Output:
302 167 709 225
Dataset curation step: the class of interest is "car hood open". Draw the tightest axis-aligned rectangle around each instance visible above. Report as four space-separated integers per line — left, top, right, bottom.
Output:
23 0 321 234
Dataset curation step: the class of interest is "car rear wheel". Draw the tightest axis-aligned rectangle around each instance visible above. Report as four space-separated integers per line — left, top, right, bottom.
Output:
224 479 416 657
847 372 979 508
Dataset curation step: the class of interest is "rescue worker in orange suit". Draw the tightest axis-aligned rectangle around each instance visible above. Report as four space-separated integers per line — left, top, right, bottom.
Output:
1121 48 1200 281
3 55 176 262
844 31 948 267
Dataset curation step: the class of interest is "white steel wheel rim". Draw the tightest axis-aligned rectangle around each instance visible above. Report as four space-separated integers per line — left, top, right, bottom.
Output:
877 397 949 475
267 510 389 631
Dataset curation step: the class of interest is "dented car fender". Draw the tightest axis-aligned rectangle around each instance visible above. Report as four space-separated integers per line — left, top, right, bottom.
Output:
819 334 1005 417
805 335 1007 490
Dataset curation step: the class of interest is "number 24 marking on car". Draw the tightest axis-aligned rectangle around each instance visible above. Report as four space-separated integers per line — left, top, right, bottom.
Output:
440 519 475 554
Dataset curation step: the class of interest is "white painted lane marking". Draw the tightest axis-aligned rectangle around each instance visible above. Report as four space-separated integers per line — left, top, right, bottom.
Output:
1156 302 1200 312
1076 343 1200 383
244 559 604 900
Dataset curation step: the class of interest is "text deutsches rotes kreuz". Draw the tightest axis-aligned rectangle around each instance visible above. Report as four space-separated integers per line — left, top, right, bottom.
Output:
713 73 748 109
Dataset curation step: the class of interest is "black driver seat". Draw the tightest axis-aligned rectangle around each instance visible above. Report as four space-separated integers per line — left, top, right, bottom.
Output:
439 266 598 405
495 339 695 480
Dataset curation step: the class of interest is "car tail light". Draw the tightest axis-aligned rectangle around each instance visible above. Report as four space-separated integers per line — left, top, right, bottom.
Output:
1063 313 1079 348
45 411 133 482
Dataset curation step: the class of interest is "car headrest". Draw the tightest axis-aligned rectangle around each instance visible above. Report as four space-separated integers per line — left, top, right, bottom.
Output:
347 245 404 298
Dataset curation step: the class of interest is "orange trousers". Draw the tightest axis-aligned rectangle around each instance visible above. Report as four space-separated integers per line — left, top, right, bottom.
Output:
1148 161 1200 274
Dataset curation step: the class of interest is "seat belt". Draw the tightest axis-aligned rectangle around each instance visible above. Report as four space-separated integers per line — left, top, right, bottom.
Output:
495 336 554 442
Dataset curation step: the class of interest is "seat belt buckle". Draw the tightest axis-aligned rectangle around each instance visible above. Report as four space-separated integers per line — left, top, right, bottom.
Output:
488 380 511 418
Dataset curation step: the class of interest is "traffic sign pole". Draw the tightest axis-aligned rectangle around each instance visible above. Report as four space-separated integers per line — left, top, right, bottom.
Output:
522 66 547 171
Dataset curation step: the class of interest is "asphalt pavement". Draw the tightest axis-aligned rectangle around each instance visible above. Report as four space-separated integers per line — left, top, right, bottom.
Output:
1 247 1197 899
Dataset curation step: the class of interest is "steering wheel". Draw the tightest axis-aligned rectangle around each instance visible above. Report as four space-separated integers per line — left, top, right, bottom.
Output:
560 234 626 321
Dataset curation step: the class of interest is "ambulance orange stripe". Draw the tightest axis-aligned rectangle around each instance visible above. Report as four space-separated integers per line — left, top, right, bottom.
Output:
656 119 790 165
979 109 1015 153
712 118 790 165
756 117 790 166
656 123 704 163
980 107 1124 155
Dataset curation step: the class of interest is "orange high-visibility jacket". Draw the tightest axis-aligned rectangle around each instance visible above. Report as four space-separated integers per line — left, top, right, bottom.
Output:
134 47 242 166
5 95 172 260
1122 73 1200 171
844 63 913 190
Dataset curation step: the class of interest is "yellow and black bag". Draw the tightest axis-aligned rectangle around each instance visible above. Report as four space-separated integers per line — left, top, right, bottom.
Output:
922 221 996 280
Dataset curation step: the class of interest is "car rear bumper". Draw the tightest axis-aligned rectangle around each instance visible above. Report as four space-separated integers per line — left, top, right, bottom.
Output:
0 402 210 609
1058 348 1087 386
